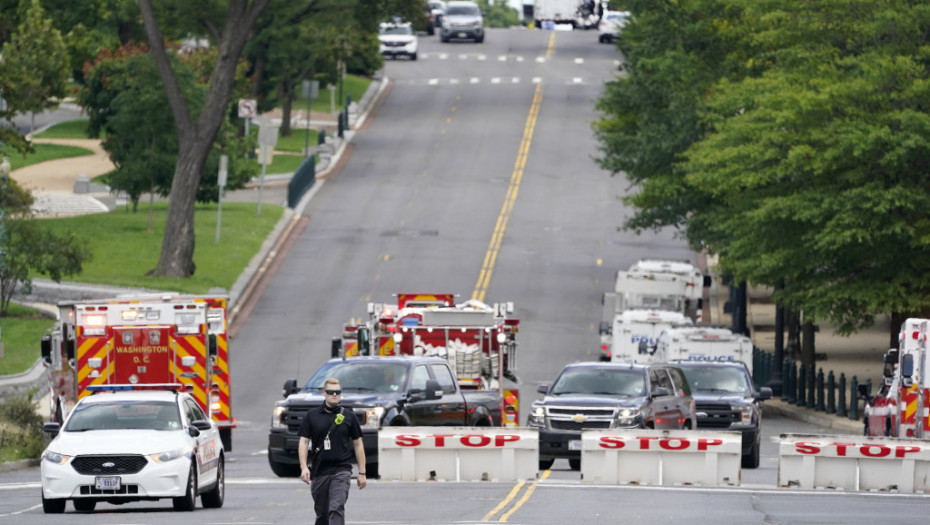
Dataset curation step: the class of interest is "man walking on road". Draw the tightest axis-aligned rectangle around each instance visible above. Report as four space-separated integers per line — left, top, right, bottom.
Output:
299 378 366 525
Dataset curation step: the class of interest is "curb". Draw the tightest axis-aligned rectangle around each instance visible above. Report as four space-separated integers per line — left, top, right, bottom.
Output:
0 458 40 473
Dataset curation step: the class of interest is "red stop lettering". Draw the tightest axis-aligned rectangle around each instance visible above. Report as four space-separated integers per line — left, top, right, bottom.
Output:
860 445 891 458
698 438 722 450
795 442 821 455
494 435 520 446
395 434 421 447
896 445 921 458
659 438 689 451
431 434 453 447
829 443 853 456
461 435 492 447
636 436 658 450
598 436 626 449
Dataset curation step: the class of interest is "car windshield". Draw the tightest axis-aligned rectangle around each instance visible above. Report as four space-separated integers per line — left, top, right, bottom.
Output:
446 5 478 16
680 366 750 395
380 25 412 36
304 361 409 393
64 400 181 431
550 368 645 396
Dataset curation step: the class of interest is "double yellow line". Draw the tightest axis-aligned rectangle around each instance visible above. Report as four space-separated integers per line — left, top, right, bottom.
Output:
472 81 544 303
474 31 556 522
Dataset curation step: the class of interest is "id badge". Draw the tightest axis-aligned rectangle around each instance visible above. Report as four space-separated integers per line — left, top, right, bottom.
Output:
324 437 331 450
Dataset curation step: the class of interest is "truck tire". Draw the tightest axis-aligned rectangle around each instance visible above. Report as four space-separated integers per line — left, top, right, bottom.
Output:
538 458 554 471
742 442 760 469
220 427 232 452
172 463 198 511
569 458 581 471
366 462 379 479
201 454 225 508
268 451 300 477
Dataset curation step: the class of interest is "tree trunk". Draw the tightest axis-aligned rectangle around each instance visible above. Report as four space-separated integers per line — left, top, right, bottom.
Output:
786 308 800 360
801 317 816 368
139 0 271 278
280 78 293 137
889 311 906 350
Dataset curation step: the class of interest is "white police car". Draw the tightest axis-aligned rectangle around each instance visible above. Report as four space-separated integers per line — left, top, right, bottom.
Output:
40 384 224 513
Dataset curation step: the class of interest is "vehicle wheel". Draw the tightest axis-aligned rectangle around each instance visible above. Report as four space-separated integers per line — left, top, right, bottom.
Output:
440 34 449 43
538 458 554 471
172 463 197 511
41 492 65 514
220 427 232 452
73 498 96 512
884 419 893 437
682 419 692 430
411 52 418 61
568 458 581 471
201 454 225 508
427 26 434 36
476 35 484 43
862 420 870 436
268 450 300 477
742 442 760 469
366 462 380 479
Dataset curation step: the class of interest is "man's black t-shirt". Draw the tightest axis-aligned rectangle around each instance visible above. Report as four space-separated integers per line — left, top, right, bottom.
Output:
297 404 363 476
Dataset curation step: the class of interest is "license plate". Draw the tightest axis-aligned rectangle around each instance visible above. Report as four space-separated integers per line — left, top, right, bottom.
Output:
568 440 581 451
458 32 467 38
95 476 121 490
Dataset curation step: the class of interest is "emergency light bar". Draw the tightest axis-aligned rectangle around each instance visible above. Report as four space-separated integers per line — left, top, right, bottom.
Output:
87 383 184 393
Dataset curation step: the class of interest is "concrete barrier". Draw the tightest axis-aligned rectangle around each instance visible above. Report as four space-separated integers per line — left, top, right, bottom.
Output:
778 433 930 492
581 429 742 486
378 427 538 482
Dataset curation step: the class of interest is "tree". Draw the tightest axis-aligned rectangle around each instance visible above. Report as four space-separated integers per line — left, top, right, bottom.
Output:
0 0 69 134
138 0 271 278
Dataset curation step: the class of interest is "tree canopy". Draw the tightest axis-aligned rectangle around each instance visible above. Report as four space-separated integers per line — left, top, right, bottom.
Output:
595 0 930 334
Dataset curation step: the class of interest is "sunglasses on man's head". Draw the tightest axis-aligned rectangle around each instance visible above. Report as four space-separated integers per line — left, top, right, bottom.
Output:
325 389 342 395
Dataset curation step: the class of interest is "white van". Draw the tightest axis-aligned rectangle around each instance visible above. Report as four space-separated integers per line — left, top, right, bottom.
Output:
653 326 754 374
602 309 693 363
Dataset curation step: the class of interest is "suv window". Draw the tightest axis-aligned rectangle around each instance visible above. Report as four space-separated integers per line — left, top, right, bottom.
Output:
446 4 478 16
430 363 457 394
183 398 205 423
649 368 674 395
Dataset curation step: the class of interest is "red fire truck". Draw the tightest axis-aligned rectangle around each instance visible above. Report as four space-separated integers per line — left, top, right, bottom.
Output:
860 317 929 438
340 293 522 426
40 294 235 450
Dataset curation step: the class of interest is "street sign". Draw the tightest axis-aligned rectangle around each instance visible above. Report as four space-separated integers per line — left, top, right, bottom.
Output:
238 99 257 118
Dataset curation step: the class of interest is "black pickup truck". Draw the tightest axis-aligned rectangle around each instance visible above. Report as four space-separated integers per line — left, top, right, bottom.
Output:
267 356 503 478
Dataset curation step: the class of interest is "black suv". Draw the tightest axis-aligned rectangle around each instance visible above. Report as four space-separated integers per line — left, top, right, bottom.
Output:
672 360 772 468
528 362 696 471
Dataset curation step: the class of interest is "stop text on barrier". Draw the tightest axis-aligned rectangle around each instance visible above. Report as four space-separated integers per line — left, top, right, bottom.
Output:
793 441 927 459
597 435 725 452
395 434 522 448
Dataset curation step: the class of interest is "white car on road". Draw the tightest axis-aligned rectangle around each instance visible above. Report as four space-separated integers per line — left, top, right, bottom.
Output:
598 10 630 43
40 385 225 513
379 22 419 60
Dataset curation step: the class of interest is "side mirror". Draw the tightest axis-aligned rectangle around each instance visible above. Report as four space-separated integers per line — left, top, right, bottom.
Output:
191 420 213 431
423 379 442 400
902 354 914 378
651 386 671 398
282 378 299 397
756 386 773 400
64 339 75 361
43 422 61 437
856 383 872 401
188 425 201 438
41 335 52 364
537 384 549 395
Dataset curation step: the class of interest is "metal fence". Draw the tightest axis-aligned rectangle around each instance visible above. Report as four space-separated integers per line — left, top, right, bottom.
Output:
287 155 316 208
752 347 866 422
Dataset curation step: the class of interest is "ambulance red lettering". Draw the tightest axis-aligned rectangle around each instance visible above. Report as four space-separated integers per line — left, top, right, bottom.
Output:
598 436 625 449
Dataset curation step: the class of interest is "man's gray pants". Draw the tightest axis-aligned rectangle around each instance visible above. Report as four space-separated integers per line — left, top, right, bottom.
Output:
311 470 352 525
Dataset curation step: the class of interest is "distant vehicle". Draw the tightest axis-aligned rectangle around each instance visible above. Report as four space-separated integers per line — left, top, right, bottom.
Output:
440 1 485 43
598 10 629 43
379 22 419 60
652 326 754 373
40 385 225 514
673 360 772 469
599 308 693 363
528 361 696 471
427 0 447 35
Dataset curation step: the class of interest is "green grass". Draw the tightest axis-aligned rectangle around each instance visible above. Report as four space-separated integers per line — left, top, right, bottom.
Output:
0 303 55 376
41 200 284 293
33 119 103 139
296 75 371 114
6 144 94 171
261 152 310 174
